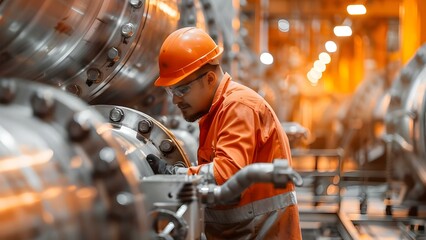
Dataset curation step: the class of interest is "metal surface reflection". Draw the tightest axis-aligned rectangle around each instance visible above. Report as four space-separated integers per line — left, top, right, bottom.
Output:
0 0 221 108
0 78 151 239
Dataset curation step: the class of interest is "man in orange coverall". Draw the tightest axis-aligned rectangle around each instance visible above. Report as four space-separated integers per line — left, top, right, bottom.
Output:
148 27 302 239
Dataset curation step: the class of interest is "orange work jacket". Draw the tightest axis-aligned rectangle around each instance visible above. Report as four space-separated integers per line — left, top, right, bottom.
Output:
187 73 301 239
188 73 295 205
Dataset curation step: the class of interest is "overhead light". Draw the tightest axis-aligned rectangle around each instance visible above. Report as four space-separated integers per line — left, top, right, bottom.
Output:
319 52 331 64
307 69 321 86
334 26 352 37
278 19 290 32
347 4 367 15
314 60 326 72
325 41 337 53
308 68 322 80
260 52 274 65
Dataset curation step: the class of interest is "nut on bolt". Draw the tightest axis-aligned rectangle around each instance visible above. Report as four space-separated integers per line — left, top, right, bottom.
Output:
138 119 152 134
107 47 120 62
121 23 135 38
109 107 124 122
65 84 81 96
159 139 175 153
31 91 55 119
129 0 143 8
68 115 91 141
86 68 101 83
0 80 16 103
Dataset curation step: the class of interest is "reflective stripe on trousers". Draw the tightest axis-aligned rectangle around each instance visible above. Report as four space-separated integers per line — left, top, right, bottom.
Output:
204 191 297 224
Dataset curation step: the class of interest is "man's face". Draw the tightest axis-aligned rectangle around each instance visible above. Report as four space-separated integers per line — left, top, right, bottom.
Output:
167 70 214 122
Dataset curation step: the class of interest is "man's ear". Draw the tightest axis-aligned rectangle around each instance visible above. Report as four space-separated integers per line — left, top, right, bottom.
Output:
207 71 216 86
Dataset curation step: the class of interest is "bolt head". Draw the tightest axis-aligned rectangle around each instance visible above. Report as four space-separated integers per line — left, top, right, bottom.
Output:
159 139 175 153
138 119 152 134
107 47 120 62
31 91 55 119
0 80 16 104
129 0 143 8
121 23 135 38
68 116 91 141
109 107 124 122
87 68 101 82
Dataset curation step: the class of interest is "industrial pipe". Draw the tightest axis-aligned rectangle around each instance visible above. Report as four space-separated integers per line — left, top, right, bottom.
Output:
199 159 303 205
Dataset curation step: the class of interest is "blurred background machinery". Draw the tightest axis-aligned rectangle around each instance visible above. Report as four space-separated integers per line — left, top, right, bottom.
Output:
1 0 426 239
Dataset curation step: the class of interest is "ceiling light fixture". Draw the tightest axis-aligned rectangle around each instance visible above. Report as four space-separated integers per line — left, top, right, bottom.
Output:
260 52 274 65
325 41 337 53
278 19 290 32
347 4 367 15
334 26 352 37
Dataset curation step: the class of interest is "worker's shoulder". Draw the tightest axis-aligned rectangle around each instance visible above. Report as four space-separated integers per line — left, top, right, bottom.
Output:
223 82 267 109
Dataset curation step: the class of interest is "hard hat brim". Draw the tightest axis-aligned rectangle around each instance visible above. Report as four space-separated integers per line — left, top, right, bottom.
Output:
155 47 223 87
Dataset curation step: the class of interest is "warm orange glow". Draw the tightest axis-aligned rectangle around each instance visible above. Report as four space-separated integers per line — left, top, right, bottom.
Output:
0 192 40 212
97 123 112 135
400 0 421 64
154 2 179 18
353 35 365 91
20 192 39 205
0 193 40 212
76 187 97 199
42 187 63 199
0 186 97 214
338 57 351 92
326 184 339 195
322 75 334 92
232 44 240 52
332 176 340 185
0 149 53 172
42 211 55 224
70 156 83 168
232 19 240 29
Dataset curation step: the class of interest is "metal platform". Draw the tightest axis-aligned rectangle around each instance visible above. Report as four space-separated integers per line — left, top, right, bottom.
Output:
293 148 426 239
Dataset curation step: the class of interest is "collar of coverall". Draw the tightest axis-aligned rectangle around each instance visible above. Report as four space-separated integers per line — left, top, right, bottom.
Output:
199 72 232 122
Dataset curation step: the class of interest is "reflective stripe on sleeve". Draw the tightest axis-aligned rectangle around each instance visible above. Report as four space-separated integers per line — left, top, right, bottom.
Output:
204 191 297 224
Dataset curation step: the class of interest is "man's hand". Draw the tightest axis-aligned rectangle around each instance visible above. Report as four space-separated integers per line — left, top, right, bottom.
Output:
146 154 186 174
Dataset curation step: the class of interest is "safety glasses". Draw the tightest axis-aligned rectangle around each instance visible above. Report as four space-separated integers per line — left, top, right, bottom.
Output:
166 71 208 97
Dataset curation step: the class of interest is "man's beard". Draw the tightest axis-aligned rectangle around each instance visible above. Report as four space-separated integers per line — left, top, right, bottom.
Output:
183 109 209 122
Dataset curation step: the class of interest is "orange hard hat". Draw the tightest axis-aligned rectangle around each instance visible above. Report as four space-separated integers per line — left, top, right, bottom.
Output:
155 27 223 87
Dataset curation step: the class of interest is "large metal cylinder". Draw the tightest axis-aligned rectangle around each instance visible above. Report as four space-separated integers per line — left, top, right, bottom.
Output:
0 78 150 239
0 78 192 239
0 0 220 108
385 43 426 203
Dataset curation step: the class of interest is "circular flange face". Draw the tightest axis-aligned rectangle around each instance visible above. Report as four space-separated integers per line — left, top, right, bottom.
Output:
92 105 192 168
0 78 149 239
